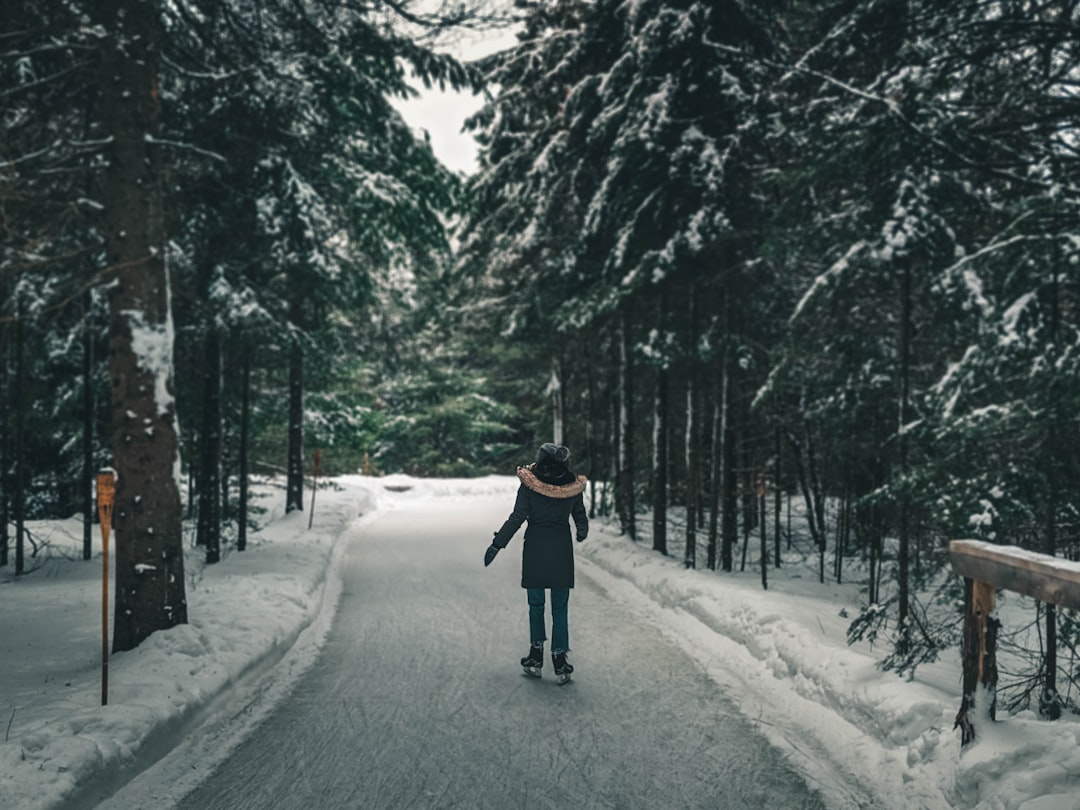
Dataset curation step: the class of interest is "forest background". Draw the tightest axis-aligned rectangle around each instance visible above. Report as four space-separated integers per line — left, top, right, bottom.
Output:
3 0 1080 730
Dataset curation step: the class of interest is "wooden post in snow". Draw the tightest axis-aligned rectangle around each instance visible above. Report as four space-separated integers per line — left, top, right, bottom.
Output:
97 471 115 706
949 540 1080 744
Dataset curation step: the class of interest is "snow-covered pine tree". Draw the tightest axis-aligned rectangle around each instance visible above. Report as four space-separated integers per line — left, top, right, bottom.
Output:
461 0 786 543
89 0 189 650
161 0 478 515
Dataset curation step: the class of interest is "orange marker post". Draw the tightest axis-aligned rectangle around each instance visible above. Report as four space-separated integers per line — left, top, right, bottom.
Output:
96 472 115 706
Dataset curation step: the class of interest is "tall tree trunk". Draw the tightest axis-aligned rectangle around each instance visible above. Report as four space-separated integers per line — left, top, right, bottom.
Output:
607 367 618 519
237 345 251 552
897 261 912 635
14 299 25 576
583 343 600 520
0 320 7 568
286 338 305 514
618 305 636 539
760 474 768 590
707 391 721 570
740 453 751 572
684 287 697 569
196 327 222 563
96 0 188 651
83 292 95 561
774 424 781 568
1043 266 1062 719
652 362 669 556
584 343 597 519
720 307 736 572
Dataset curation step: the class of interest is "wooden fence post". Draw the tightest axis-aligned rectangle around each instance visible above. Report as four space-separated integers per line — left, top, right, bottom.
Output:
96 471 115 707
954 577 999 745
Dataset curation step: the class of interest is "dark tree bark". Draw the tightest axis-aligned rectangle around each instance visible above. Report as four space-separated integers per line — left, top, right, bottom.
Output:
83 292 95 561
773 424 781 568
617 305 635 539
94 0 188 651
0 320 7 568
14 298 25 576
237 345 251 552
1042 266 1062 719
652 360 669 556
740 452 751 573
706 394 720 570
286 339 305 513
760 474 768 590
684 287 698 569
584 341 598 520
196 326 222 563
898 260 912 634
720 304 737 572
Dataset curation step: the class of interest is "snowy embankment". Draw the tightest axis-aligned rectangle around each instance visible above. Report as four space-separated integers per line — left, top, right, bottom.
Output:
0 478 376 810
3 474 1079 810
576 531 1080 810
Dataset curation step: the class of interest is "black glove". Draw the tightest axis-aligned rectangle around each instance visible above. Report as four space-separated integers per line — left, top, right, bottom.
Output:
484 544 500 567
576 534 586 543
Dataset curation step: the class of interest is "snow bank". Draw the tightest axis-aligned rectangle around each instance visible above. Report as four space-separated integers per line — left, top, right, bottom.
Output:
4 474 1079 810
0 479 374 810
577 527 1080 810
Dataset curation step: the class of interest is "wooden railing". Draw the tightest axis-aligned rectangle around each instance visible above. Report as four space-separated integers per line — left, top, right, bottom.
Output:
948 539 1080 744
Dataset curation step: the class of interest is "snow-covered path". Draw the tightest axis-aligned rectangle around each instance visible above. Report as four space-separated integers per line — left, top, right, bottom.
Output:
115 487 826 809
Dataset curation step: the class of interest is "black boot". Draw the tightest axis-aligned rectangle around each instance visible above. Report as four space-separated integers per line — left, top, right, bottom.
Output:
552 652 574 685
521 644 543 677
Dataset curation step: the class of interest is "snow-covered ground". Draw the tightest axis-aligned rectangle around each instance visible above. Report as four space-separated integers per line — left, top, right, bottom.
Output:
1 475 1078 809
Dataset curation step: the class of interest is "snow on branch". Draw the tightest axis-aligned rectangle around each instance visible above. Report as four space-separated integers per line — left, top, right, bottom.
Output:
143 134 226 162
790 240 868 323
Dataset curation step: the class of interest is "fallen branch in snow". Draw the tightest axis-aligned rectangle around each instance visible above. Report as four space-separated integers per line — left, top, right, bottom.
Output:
6 707 15 742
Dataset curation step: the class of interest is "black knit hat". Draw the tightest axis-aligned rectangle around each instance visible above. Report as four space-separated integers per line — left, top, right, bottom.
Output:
537 442 571 464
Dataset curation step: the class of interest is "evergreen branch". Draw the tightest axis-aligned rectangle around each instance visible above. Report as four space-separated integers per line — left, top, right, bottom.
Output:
144 134 227 163
0 64 85 100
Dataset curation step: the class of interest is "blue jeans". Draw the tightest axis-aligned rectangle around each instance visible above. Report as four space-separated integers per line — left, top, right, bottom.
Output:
527 588 570 653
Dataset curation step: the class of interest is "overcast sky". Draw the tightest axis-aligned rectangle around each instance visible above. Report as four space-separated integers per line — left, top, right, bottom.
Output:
391 26 520 175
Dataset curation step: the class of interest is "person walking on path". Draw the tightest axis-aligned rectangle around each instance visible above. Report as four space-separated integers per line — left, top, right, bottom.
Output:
484 443 589 683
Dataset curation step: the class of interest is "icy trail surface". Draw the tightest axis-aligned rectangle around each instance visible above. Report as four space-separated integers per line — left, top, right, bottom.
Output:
110 487 827 809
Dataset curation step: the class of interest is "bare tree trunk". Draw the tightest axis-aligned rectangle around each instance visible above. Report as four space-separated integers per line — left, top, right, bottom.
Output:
787 421 828 578
740 455 751 572
13 299 25 576
96 0 188 651
760 474 768 589
83 292 96 560
707 394 720 570
653 363 669 555
898 261 912 632
774 424 781 568
0 319 7 568
684 288 697 569
196 327 222 563
237 344 251 552
608 367 619 519
618 305 636 539
720 315 736 572
584 342 597 519
286 339 305 514
1043 267 1062 719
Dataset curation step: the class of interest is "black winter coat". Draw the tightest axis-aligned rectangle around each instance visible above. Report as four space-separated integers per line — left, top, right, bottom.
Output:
492 464 589 589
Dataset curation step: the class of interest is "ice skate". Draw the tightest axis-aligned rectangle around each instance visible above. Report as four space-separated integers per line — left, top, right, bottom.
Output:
521 644 544 678
552 651 574 685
